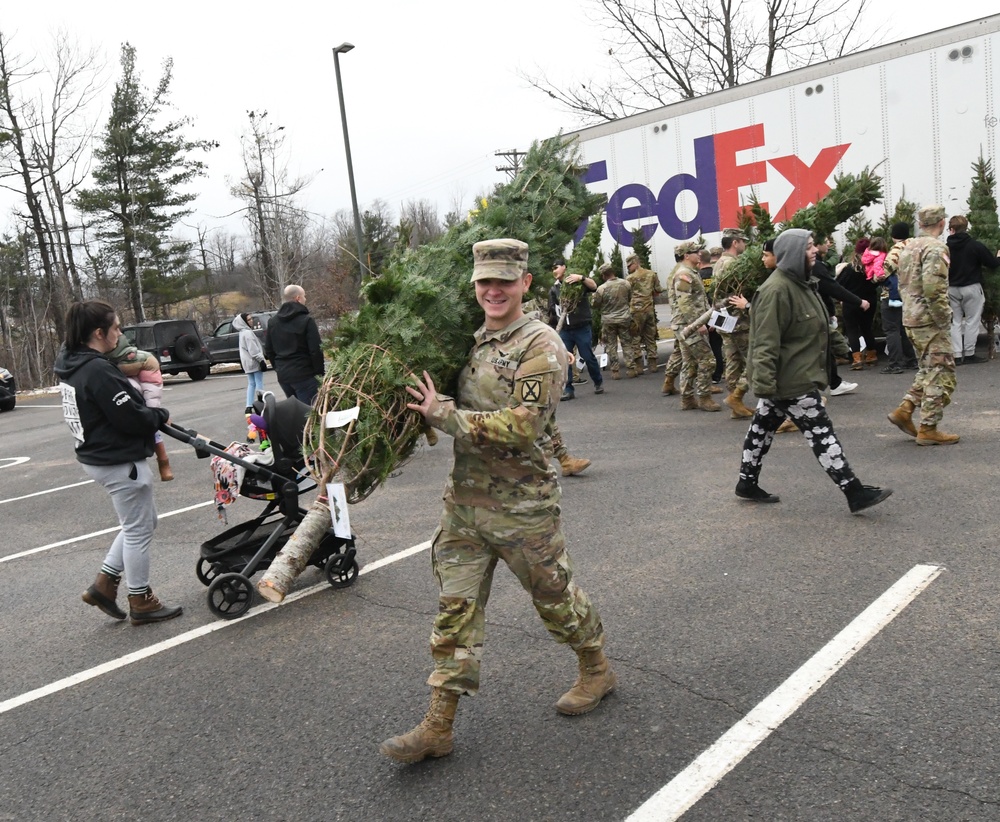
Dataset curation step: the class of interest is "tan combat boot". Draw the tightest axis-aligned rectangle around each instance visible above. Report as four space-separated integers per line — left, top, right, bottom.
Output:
916 424 960 446
724 388 754 419
887 399 917 437
680 394 699 410
776 418 797 434
661 374 677 395
380 687 460 763
850 352 864 371
559 454 592 476
127 588 182 625
82 571 127 620
556 648 617 715
698 394 721 412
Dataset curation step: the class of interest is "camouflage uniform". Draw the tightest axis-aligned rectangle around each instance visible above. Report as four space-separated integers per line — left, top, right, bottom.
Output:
711 253 751 393
626 264 661 372
422 314 605 696
593 276 636 376
898 221 956 426
667 257 714 399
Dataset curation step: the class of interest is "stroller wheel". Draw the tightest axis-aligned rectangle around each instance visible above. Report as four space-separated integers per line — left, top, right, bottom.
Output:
196 557 220 587
324 551 359 589
207 572 255 619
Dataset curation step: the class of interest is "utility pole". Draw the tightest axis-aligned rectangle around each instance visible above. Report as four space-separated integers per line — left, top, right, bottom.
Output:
495 148 526 181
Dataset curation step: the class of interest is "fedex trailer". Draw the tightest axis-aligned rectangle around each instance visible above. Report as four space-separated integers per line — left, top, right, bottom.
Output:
567 14 1000 279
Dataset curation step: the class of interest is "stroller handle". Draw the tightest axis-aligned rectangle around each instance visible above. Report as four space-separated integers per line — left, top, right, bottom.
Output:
160 421 229 459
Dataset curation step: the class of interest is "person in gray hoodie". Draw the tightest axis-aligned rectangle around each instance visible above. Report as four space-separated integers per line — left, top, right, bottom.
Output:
735 229 892 514
235 312 267 413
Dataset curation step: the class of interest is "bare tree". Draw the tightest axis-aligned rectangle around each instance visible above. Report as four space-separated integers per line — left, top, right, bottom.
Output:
523 0 876 123
230 110 317 303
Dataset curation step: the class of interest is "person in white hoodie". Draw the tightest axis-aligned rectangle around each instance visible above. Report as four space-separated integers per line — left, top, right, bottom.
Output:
235 312 267 414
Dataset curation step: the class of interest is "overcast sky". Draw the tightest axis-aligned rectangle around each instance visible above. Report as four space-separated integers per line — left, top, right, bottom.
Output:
2 1 999 240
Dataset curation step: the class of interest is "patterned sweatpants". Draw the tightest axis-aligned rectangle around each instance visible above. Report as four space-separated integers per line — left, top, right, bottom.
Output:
738 391 857 491
426 502 605 696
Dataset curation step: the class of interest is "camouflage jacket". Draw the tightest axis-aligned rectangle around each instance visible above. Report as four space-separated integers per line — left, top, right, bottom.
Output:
898 233 951 329
710 253 750 332
667 261 710 331
593 278 633 323
425 314 568 513
627 267 660 313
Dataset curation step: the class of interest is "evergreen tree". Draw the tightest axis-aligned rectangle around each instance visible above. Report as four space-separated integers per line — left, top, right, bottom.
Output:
610 243 623 277
630 227 652 269
966 155 1000 349
560 211 604 319
75 43 215 321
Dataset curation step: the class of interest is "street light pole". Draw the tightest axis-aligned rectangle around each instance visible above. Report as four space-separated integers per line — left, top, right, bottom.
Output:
332 42 365 288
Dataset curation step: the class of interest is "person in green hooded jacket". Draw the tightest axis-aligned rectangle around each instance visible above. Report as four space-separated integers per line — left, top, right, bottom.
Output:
735 228 892 515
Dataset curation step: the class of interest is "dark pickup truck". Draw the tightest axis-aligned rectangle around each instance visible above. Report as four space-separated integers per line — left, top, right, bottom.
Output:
204 311 277 366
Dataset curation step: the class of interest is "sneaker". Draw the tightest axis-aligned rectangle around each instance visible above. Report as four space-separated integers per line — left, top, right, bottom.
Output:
963 355 987 364
594 384 604 395
880 365 904 374
560 391 575 401
829 381 857 396
573 376 589 384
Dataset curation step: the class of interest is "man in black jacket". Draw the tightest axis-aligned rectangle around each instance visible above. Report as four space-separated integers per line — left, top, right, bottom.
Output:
946 215 1000 364
265 284 325 403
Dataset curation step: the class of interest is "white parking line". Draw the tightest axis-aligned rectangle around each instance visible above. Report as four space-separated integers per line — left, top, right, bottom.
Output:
0 540 432 716
0 501 214 564
0 479 94 504
626 563 944 821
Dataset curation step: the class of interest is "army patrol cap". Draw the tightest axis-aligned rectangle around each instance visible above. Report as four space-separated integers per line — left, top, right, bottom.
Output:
598 262 614 276
625 253 639 264
709 246 723 256
722 228 748 240
675 239 704 256
471 238 529 282
917 205 946 226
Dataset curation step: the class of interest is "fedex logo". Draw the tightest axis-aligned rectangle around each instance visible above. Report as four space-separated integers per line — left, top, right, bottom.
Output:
584 124 850 244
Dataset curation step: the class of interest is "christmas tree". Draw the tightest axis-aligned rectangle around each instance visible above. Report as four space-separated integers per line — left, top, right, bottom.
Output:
966 154 1000 353
306 135 605 503
630 227 652 269
610 243 624 277
715 168 883 300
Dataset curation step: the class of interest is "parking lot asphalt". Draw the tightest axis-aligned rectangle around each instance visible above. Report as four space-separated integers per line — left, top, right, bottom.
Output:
1 352 998 821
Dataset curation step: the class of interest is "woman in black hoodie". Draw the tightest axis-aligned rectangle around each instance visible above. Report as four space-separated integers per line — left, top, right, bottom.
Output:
53 300 182 626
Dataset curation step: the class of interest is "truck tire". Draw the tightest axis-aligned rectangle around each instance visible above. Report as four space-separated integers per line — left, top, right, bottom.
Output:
175 334 201 363
187 365 210 381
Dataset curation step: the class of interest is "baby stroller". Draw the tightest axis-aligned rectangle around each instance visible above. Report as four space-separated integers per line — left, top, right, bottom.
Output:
161 392 358 619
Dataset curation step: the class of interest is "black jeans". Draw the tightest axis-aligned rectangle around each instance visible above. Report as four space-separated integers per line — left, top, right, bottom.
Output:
880 299 917 367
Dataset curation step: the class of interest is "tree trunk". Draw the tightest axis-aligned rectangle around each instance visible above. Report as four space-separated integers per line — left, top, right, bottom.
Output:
256 496 331 603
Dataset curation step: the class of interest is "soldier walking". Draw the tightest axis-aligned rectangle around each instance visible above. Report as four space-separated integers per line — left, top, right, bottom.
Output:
593 262 636 379
711 229 755 417
626 252 661 374
381 239 615 764
888 206 961 445
667 240 720 412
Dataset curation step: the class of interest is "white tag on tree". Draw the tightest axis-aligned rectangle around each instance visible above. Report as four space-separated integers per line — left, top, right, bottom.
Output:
326 482 352 539
858 335 867 351
325 406 360 428
708 310 738 333
576 355 585 370
599 353 609 368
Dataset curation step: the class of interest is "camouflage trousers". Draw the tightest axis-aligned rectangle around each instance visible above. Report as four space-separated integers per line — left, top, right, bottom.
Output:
904 326 957 427
721 330 749 392
601 318 636 375
427 502 605 696
676 332 715 398
632 309 658 370
663 345 683 378
739 390 857 491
